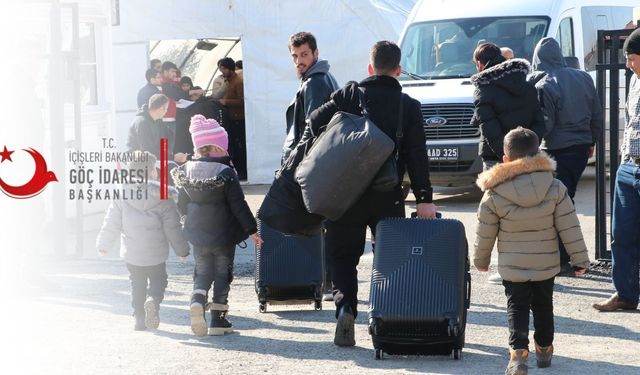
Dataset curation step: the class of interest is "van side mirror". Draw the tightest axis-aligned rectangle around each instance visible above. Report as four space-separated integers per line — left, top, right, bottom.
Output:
565 56 580 69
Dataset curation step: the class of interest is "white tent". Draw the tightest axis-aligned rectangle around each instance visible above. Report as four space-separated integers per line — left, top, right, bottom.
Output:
111 0 415 183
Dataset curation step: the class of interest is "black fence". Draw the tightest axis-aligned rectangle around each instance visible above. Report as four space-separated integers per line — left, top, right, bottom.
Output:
594 27 635 261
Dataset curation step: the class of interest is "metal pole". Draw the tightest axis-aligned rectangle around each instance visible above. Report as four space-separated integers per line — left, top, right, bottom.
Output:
49 0 67 256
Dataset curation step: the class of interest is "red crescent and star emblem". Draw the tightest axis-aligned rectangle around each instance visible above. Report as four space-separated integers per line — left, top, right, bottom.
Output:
0 145 58 199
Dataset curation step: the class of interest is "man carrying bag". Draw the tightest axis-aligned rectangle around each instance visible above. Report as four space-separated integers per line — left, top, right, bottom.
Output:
305 41 437 347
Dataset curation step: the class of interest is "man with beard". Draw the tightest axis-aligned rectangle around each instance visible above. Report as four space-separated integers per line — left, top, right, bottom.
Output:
283 32 339 163
284 32 339 301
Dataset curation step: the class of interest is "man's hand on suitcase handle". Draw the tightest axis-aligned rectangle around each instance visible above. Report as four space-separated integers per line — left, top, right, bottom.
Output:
416 203 437 218
251 233 264 250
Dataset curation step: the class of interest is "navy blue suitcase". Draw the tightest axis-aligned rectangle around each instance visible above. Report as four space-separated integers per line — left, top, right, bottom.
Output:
368 217 470 360
255 220 324 312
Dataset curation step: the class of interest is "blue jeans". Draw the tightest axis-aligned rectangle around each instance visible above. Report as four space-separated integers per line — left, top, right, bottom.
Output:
193 245 235 305
547 145 590 265
611 162 640 304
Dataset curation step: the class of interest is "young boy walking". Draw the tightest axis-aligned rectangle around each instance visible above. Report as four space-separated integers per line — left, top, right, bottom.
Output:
172 114 263 337
97 151 190 331
473 127 590 374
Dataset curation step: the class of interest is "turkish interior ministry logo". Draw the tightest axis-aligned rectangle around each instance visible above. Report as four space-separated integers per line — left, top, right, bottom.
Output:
0 145 58 199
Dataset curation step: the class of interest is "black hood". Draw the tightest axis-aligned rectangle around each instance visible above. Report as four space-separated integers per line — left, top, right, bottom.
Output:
471 58 532 95
532 37 566 73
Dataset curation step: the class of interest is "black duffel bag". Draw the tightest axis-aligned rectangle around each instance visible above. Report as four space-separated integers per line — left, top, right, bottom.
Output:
257 127 323 237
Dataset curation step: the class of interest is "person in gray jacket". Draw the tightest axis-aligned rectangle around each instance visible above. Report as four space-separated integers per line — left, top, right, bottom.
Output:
283 31 339 301
528 37 602 273
96 151 190 331
283 31 339 163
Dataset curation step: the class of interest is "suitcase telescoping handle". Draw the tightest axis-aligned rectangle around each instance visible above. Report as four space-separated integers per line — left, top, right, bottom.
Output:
410 211 442 219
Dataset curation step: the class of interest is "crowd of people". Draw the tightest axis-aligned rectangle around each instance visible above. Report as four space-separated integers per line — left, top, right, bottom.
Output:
95 27 640 375
128 56 247 179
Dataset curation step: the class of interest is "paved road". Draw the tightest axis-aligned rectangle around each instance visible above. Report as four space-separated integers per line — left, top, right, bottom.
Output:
4 168 640 374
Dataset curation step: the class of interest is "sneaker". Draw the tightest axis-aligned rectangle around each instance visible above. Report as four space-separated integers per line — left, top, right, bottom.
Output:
190 291 208 337
535 342 553 368
334 304 355 347
505 348 528 375
488 272 502 284
134 312 146 331
144 297 160 329
209 308 233 336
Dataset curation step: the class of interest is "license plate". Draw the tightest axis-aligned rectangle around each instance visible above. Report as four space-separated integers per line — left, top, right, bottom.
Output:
427 147 459 161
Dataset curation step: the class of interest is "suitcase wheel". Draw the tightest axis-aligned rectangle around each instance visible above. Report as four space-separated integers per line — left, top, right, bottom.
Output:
452 348 462 360
259 302 267 313
314 300 322 311
375 349 384 360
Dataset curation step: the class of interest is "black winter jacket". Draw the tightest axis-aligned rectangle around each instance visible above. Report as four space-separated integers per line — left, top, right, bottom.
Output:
126 105 172 159
171 156 257 249
283 60 339 162
307 75 433 203
471 58 546 161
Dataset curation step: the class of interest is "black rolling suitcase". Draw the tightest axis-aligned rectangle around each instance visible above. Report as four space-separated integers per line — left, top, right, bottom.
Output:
255 220 324 312
368 216 470 360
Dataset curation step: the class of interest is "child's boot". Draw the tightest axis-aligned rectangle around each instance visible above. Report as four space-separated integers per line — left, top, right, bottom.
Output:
134 310 146 331
144 296 160 329
535 342 553 368
209 303 233 336
505 349 528 375
190 290 208 337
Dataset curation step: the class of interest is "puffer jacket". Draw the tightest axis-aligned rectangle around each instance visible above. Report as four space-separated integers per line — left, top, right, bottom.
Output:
471 58 546 161
473 153 590 281
96 181 190 267
528 37 603 150
283 59 339 162
171 156 257 249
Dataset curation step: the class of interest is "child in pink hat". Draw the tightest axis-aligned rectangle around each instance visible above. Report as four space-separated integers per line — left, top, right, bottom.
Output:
171 114 263 337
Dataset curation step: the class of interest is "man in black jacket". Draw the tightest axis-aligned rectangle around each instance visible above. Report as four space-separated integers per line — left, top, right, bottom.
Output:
127 93 173 160
137 68 161 110
308 41 437 347
471 42 545 170
283 32 339 163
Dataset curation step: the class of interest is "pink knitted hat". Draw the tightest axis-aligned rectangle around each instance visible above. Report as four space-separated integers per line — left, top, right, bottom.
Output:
189 114 228 151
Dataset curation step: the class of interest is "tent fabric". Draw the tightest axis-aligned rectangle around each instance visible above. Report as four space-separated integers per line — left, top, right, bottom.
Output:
111 0 416 183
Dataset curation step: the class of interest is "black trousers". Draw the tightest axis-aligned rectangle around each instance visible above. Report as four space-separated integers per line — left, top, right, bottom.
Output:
546 145 589 265
227 119 247 180
503 277 555 349
126 263 168 314
325 187 405 318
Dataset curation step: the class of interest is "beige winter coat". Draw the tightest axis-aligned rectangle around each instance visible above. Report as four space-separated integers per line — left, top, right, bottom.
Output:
473 153 590 282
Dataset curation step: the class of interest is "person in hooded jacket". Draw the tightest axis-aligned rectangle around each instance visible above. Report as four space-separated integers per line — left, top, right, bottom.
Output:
471 42 546 171
283 32 339 163
528 37 602 274
474 127 590 375
96 151 190 331
171 114 263 337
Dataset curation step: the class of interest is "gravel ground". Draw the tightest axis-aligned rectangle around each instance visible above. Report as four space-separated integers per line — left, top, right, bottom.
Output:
3 170 640 374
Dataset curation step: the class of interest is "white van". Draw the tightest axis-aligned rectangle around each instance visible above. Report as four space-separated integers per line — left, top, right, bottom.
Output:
399 0 638 186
